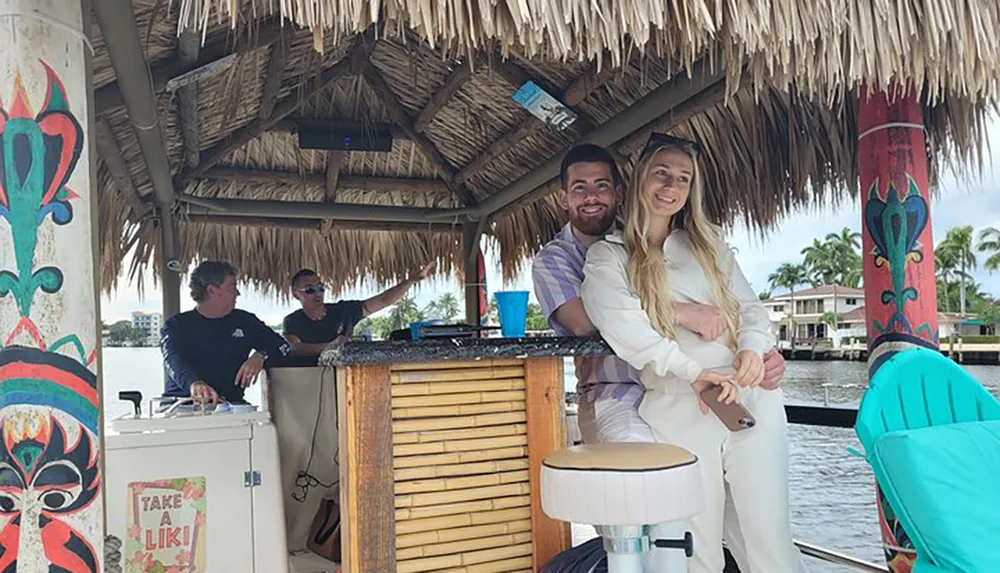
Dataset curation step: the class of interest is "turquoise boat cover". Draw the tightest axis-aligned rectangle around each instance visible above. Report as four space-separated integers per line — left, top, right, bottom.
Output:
856 347 1000 573
875 421 1000 573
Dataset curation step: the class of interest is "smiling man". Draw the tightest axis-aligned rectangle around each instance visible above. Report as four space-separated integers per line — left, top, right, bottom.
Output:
160 260 292 405
531 143 787 572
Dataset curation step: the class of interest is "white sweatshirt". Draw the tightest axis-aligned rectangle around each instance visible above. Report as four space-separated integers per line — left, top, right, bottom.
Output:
580 229 774 391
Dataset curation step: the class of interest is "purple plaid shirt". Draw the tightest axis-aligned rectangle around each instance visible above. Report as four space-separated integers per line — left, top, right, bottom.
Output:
531 224 644 407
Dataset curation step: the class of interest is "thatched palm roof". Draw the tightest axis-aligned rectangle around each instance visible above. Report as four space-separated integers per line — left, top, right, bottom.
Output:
93 0 999 296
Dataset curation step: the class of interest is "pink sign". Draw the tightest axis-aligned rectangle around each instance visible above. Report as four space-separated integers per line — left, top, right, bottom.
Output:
125 477 207 573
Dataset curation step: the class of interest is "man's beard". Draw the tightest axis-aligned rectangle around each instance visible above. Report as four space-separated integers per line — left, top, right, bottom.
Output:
570 206 616 236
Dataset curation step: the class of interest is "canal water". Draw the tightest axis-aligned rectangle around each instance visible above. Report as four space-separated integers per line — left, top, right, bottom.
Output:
102 349 1000 572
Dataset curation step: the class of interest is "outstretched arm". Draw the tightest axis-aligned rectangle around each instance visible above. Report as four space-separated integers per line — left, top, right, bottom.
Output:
363 262 435 317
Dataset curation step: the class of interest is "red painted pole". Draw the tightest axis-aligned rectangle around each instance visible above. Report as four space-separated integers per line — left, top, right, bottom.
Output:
857 84 938 572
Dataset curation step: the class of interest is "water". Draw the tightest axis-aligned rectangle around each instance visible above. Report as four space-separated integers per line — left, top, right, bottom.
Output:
101 349 1000 572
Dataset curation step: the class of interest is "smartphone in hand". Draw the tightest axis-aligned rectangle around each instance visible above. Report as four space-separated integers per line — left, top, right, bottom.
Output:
699 385 756 432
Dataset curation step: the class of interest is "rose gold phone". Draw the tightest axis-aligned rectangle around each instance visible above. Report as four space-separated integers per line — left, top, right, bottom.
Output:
699 385 756 431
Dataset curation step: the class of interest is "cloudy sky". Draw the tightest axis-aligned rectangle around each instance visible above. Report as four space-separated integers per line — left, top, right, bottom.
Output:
102 118 1000 326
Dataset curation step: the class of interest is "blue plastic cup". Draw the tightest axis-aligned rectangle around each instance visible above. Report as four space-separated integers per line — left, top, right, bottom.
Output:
495 291 529 337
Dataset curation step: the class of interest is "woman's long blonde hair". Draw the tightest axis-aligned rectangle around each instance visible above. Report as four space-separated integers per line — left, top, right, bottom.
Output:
623 143 740 349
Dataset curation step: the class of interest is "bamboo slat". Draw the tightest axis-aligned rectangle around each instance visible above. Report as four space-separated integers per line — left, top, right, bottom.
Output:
393 447 528 469
392 412 526 433
396 518 531 548
393 423 528 445
396 532 533 561
391 359 524 372
394 459 529 482
395 483 530 509
394 435 528 457
395 470 529 495
395 508 532 536
437 558 534 573
396 543 533 573
393 401 525 419
392 379 526 397
395 495 530 521
392 366 525 383
392 390 526 408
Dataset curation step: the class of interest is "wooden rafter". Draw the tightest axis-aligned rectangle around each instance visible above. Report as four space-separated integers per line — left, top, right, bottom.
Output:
324 151 345 201
174 33 377 189
413 61 473 132
182 214 460 233
95 20 284 115
94 118 150 215
177 29 201 168
270 118 409 139
455 62 618 185
361 63 478 206
200 166 449 194
259 33 290 119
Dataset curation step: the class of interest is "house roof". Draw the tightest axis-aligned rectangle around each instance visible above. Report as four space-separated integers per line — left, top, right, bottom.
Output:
90 1 1000 297
765 285 865 302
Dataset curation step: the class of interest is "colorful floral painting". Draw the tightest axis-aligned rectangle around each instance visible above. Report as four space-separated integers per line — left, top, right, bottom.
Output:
125 477 207 573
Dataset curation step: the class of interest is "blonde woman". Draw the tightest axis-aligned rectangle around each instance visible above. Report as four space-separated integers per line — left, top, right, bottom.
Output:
580 134 803 573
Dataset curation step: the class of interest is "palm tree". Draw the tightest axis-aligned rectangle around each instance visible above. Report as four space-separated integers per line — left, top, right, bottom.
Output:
937 226 977 314
977 226 1000 273
801 239 837 285
768 263 809 349
436 293 461 321
935 249 958 313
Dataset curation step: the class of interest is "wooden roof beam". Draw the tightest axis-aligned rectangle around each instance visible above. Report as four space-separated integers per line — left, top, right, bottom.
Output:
174 31 377 189
325 151 345 201
177 29 201 168
94 118 151 216
455 62 618 185
360 63 478 207
413 61 473 132
271 118 410 139
177 196 477 222
200 166 450 194
259 34 290 119
476 59 726 218
182 214 461 234
95 19 284 115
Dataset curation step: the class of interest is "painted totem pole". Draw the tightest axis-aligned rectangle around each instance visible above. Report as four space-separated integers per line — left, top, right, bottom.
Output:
857 85 938 573
0 1 103 571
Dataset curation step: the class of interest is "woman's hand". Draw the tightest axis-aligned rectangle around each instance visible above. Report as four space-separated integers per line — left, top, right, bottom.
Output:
691 370 738 414
732 350 764 388
675 303 726 341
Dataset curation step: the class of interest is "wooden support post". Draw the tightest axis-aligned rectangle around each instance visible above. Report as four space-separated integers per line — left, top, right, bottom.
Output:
0 1 105 568
161 217 182 319
338 365 396 573
857 84 937 573
524 357 570 569
462 221 484 327
259 34 289 120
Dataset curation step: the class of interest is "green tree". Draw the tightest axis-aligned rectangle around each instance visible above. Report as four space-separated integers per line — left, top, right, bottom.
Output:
768 263 809 349
525 303 549 332
801 238 837 286
935 249 959 313
977 226 1000 273
937 226 977 314
108 320 141 345
387 295 425 333
424 293 461 322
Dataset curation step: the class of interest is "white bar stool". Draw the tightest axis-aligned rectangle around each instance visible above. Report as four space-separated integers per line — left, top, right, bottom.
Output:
541 443 704 573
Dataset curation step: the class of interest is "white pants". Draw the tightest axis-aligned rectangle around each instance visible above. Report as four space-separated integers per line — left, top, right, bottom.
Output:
578 397 750 573
638 386 804 573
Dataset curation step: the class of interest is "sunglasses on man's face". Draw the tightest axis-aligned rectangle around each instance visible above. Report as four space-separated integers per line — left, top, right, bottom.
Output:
299 284 326 295
640 132 702 158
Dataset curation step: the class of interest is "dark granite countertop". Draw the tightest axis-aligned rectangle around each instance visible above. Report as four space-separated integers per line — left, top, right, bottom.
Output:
318 335 613 366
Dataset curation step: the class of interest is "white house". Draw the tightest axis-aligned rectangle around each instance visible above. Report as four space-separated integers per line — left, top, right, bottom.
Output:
763 285 985 347
763 285 864 345
131 311 163 346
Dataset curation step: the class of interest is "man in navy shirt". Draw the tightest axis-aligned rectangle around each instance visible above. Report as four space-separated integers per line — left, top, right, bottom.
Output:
282 262 434 355
161 260 292 404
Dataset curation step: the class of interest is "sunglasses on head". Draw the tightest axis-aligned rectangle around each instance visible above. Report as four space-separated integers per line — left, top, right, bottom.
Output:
640 132 702 158
299 284 326 295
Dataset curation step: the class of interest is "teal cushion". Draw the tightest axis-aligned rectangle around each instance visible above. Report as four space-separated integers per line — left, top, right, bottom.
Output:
874 420 1000 573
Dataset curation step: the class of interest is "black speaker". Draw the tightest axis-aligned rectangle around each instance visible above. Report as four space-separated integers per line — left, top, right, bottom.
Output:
297 122 393 152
